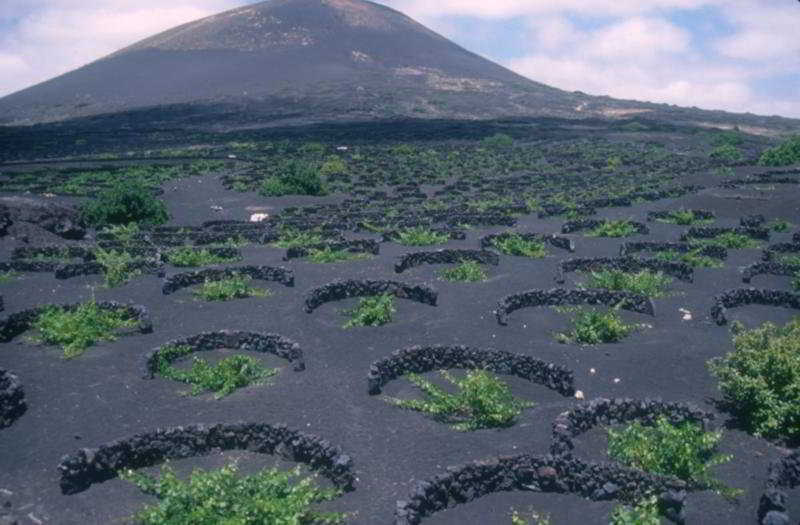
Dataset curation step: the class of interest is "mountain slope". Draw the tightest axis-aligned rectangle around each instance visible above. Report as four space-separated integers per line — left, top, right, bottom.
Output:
0 0 797 133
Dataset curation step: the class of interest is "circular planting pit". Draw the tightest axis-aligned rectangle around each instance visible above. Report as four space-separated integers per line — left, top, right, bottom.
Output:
762 242 800 262
57 422 355 495
382 228 466 243
555 256 693 284
55 260 163 280
162 265 294 295
759 451 800 524
480 232 575 253
284 239 380 261
647 209 715 223
680 226 770 243
560 219 649 236
161 246 242 265
620 241 727 261
550 397 715 457
394 250 499 274
0 300 152 343
367 344 574 396
394 453 687 525
495 288 655 326
710 288 800 325
143 330 306 377
741 262 800 284
304 279 438 313
0 368 26 429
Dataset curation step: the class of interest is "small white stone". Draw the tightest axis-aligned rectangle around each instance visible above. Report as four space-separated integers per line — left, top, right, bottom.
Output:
210 205 223 212
589 368 596 375
250 213 269 222
613 378 621 384
574 390 585 400
682 313 692 321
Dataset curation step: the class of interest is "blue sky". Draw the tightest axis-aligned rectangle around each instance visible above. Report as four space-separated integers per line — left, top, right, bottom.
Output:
0 0 797 118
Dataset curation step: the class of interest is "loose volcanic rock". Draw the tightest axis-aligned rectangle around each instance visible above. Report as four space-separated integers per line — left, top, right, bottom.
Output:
495 288 655 326
144 330 306 376
0 196 86 240
57 422 355 495
760 450 800 524
710 288 800 325
162 265 294 295
394 249 498 274
0 369 26 429
304 279 437 313
741 262 800 284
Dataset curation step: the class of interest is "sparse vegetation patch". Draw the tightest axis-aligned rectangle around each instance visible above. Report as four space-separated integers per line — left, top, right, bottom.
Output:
490 233 548 258
166 246 241 267
438 260 488 282
383 369 533 431
690 232 761 249
582 269 673 297
192 274 270 301
79 178 169 227
394 226 450 246
306 246 371 263
30 301 138 358
587 220 638 238
343 293 395 328
120 462 345 524
556 307 636 345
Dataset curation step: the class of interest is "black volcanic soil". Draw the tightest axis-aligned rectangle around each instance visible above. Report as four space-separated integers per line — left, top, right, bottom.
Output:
1 161 800 525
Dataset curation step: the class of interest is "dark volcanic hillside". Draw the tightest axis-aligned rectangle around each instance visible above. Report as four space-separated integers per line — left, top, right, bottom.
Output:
1 0 798 134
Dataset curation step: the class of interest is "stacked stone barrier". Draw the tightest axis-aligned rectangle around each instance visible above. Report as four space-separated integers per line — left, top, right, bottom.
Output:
480 232 575 253
556 256 693 284
394 453 687 525
537 204 596 218
759 450 800 524
741 262 800 283
144 330 305 376
561 219 649 236
740 214 766 228
710 288 800 325
495 288 655 326
762 243 800 262
11 245 95 262
367 345 574 396
162 265 294 295
304 279 437 313
0 301 152 342
394 250 498 274
57 422 355 495
0 368 26 429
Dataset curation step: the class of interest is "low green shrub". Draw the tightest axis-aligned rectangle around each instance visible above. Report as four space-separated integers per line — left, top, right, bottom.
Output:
481 133 514 148
31 300 137 358
0 271 20 284
610 495 661 525
259 159 327 196
656 209 713 226
395 227 450 246
166 246 241 267
490 234 548 258
438 260 488 282
557 308 634 345
192 275 270 302
272 229 325 249
587 220 638 238
343 293 395 328
708 318 800 441
759 135 800 167
651 249 723 268
792 271 800 291
79 178 169 227
120 462 345 524
154 345 276 398
778 254 800 266
94 247 140 287
100 222 141 248
690 232 760 249
608 416 738 498
710 144 743 163
306 247 370 264
583 269 672 297
383 369 533 431
766 219 792 232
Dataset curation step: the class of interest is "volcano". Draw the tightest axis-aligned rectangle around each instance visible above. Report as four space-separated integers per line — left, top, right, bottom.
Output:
0 0 797 133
